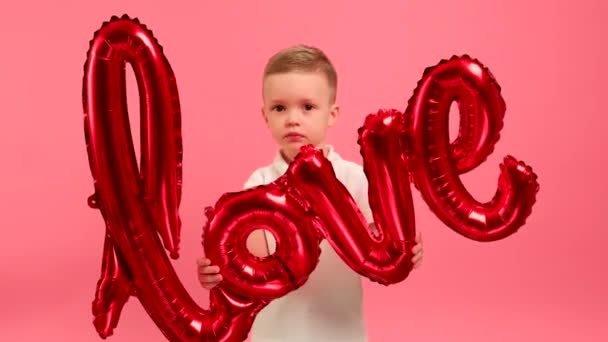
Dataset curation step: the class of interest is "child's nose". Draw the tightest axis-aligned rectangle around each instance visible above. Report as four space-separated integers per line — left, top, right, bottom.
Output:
286 110 302 125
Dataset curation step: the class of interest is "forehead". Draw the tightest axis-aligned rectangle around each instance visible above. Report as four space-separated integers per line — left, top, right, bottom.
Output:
263 71 331 101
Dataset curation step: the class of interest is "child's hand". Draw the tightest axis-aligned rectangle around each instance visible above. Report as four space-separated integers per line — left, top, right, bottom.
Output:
370 224 424 269
411 232 424 269
197 257 222 289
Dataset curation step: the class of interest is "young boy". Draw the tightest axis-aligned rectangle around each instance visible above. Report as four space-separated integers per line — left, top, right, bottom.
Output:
197 45 423 342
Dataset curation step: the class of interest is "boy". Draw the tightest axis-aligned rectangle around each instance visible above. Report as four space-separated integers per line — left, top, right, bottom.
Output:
197 45 423 342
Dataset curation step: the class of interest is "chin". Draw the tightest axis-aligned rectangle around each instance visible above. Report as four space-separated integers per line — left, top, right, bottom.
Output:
281 146 302 160
285 141 304 149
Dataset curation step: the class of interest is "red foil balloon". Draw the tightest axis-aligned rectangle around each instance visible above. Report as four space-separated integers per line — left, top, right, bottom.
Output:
83 15 182 258
83 15 539 342
204 120 417 288
286 111 415 285
201 131 418 338
405 55 539 241
84 15 269 341
202 184 321 300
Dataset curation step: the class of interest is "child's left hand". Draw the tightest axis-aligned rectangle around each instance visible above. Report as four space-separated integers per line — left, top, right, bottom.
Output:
411 232 424 269
370 224 423 269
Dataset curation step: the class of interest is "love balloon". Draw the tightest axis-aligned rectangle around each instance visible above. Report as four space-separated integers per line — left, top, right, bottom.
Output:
83 15 539 342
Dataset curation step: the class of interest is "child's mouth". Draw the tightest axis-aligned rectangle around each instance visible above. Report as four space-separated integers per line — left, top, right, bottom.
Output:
284 133 305 142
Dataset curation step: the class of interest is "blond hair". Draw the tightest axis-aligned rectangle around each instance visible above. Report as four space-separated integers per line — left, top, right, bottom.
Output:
263 45 338 102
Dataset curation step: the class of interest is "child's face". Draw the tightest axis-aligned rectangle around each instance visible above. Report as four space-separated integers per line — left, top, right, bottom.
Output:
261 71 338 162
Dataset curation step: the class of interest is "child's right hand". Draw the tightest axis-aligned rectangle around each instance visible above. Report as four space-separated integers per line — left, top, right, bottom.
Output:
197 257 222 289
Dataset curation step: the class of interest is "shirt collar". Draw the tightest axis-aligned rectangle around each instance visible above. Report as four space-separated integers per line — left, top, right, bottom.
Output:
272 144 340 175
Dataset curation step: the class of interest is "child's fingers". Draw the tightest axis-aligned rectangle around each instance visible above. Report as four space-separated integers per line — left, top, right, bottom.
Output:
197 257 211 267
412 253 423 268
412 243 422 254
199 274 222 283
199 274 223 288
199 265 221 274
411 242 423 267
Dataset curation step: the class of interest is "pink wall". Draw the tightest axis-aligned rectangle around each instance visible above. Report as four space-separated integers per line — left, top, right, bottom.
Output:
1 0 606 340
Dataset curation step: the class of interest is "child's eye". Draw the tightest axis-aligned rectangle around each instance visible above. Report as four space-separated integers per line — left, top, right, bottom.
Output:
304 104 314 111
273 105 285 112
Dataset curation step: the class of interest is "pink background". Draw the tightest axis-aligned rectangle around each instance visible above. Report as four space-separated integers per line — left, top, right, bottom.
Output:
1 0 606 341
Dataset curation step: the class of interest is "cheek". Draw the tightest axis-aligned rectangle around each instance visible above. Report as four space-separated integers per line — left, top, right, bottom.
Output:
315 112 331 127
268 121 284 138
265 116 279 128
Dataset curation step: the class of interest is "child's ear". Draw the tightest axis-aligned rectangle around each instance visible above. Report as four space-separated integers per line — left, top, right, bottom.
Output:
261 106 269 125
328 104 340 127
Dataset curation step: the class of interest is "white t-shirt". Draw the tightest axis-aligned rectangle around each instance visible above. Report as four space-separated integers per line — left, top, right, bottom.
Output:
243 145 373 342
